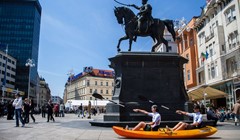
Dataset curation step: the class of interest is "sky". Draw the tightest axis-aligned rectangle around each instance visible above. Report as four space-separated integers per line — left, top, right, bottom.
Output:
38 0 206 97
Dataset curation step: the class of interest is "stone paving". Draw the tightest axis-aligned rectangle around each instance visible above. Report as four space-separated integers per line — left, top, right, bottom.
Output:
0 113 239 140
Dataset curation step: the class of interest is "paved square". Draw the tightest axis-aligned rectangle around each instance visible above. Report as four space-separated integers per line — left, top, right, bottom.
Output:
0 114 239 140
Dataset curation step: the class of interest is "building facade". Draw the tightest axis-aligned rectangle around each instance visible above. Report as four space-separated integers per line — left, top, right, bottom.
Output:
0 50 17 101
65 68 114 102
176 17 199 90
0 0 42 99
195 0 240 108
39 77 51 107
51 96 63 104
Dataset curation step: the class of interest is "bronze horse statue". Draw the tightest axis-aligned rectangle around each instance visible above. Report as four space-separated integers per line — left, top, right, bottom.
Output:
114 6 176 52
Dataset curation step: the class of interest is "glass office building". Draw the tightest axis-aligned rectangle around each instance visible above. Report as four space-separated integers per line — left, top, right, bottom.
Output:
0 0 41 98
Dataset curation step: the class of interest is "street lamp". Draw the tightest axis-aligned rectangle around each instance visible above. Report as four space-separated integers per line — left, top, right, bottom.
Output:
25 59 35 99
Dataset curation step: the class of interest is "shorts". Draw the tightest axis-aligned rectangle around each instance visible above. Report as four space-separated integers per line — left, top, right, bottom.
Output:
185 124 197 130
144 124 159 131
144 124 152 131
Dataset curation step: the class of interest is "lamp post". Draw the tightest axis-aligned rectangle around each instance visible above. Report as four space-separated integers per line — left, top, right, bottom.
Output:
25 59 35 99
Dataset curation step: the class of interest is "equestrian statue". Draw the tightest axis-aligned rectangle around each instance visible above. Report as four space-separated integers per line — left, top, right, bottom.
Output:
114 0 176 52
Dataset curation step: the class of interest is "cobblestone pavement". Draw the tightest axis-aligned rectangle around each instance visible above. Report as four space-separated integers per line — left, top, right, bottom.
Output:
0 114 239 140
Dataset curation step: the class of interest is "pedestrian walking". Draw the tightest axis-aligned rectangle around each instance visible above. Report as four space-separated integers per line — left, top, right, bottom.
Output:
29 99 36 123
41 104 46 118
7 100 14 120
87 101 91 119
54 104 59 117
78 103 84 118
47 100 55 122
59 103 64 117
232 99 240 126
12 93 25 127
22 98 30 124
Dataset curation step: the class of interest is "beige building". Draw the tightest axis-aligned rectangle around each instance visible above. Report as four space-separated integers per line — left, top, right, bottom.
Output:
65 68 114 102
0 50 18 101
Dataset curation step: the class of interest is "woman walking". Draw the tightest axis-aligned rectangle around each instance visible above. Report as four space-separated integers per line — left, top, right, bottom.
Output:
29 99 36 123
47 100 55 122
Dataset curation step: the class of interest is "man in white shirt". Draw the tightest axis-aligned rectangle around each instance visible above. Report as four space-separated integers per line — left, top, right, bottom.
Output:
167 105 203 131
130 105 161 131
12 93 25 127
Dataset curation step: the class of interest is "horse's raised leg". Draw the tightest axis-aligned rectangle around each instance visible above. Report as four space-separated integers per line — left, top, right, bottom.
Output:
117 35 129 52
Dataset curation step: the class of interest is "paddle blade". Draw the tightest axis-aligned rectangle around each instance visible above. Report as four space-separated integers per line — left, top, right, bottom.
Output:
92 93 104 100
161 105 170 110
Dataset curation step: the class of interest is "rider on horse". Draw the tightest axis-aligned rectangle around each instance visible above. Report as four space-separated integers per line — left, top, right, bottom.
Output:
130 0 154 33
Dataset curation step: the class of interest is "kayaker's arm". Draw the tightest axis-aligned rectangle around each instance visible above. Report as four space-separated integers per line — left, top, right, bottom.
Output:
133 109 149 114
176 110 188 115
191 122 200 126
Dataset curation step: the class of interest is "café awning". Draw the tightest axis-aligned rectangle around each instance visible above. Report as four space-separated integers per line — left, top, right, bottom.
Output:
187 85 228 101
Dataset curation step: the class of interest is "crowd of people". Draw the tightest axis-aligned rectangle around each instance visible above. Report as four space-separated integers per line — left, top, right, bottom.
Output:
206 100 240 126
1 93 240 130
0 93 69 127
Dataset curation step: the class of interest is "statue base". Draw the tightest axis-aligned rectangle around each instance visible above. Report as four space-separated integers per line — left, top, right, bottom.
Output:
91 52 190 126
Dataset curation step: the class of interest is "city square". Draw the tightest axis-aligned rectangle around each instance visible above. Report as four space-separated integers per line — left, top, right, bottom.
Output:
0 0 240 139
0 114 240 140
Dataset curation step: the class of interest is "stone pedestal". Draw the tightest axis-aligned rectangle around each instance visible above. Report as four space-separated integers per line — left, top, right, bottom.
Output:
104 52 189 121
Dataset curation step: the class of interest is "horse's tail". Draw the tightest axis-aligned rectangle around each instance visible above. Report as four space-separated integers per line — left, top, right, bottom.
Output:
163 20 176 41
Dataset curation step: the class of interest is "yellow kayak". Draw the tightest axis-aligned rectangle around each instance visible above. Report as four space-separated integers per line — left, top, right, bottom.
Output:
113 126 217 139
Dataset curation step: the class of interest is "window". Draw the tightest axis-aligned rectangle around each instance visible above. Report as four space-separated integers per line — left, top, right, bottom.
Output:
211 63 215 78
187 70 191 80
208 65 211 80
101 90 103 94
95 81 97 86
225 6 236 24
87 80 90 86
101 82 103 86
106 82 108 86
228 30 238 49
90 89 92 93
90 97 92 100
209 44 213 57
186 54 189 62
198 73 202 84
215 61 218 77
106 90 109 94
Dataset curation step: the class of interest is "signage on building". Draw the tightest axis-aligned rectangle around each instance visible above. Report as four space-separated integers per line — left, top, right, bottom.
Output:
83 66 93 73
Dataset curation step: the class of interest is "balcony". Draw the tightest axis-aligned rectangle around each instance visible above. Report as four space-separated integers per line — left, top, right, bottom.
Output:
205 32 214 43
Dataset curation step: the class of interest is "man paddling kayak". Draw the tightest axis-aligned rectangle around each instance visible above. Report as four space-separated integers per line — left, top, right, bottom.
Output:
126 105 161 131
167 104 203 131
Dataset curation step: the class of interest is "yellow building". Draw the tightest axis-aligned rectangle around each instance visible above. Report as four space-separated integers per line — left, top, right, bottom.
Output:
65 68 114 102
